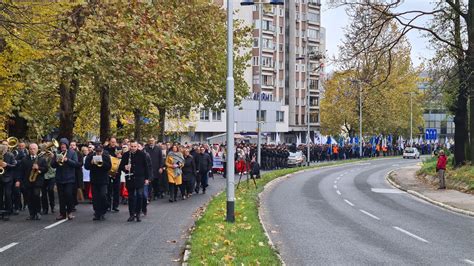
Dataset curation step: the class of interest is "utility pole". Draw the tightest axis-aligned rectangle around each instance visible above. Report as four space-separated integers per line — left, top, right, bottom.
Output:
225 0 235 223
256 3 263 166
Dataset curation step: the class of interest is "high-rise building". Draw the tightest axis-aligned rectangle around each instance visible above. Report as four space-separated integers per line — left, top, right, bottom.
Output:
167 0 325 144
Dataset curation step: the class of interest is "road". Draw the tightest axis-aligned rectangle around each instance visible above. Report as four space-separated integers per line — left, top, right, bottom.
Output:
0 177 226 265
260 158 474 265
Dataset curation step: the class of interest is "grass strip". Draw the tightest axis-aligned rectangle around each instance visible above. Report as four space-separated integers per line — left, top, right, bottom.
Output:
419 156 474 191
187 158 379 265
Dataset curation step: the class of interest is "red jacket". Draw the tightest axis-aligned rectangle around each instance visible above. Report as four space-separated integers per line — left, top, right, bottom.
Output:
436 154 447 170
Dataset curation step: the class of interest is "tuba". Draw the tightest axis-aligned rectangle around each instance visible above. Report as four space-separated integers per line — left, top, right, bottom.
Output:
7 137 18 151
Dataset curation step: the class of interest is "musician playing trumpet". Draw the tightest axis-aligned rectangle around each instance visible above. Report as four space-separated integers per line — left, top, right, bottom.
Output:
84 145 111 221
51 138 80 221
18 143 48 220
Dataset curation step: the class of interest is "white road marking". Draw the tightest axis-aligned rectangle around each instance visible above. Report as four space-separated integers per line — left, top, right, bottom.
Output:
464 259 474 265
336 190 341 195
0 242 18 253
393 226 429 243
371 188 406 194
344 199 354 206
359 209 380 220
44 219 68 229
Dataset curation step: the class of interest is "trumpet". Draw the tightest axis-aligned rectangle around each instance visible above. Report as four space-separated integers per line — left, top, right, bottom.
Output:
57 150 68 166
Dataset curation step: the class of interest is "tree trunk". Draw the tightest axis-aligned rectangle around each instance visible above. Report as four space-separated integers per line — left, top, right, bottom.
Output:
58 78 78 141
99 84 110 142
468 0 474 162
133 109 142 141
7 110 28 140
453 0 468 166
157 105 166 142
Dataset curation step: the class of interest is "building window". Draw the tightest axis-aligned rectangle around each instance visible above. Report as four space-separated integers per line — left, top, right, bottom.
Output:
262 38 274 50
295 115 299 125
309 79 319 90
262 56 274 68
256 110 267 122
212 111 222 121
310 112 319 123
253 75 260 85
276 111 284 122
301 114 305 125
263 75 274 86
308 29 320 39
253 38 259 47
262 20 274 31
308 12 320 23
200 109 209 121
253 56 259 66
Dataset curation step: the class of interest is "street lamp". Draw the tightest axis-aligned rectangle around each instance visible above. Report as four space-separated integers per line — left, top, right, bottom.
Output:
297 50 323 166
404 92 416 146
240 0 284 165
351 79 363 158
225 0 235 223
240 0 283 166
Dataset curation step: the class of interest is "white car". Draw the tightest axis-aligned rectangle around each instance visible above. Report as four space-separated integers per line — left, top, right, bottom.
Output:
403 147 420 159
287 151 306 167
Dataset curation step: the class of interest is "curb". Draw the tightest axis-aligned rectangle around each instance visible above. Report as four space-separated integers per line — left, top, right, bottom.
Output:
386 172 474 217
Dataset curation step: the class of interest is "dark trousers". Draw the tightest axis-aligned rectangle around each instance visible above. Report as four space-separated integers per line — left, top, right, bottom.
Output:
151 178 160 198
200 171 209 191
183 179 195 195
0 181 13 214
107 176 120 209
26 186 41 217
12 183 24 210
57 183 74 216
92 183 108 217
168 183 179 200
126 184 143 216
158 172 168 194
222 162 227 178
41 179 55 213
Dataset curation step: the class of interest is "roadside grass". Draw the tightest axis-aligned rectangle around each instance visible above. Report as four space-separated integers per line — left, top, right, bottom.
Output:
187 158 386 265
419 156 474 191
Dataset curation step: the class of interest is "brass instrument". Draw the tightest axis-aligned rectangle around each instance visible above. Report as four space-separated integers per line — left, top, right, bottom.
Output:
95 155 104 167
38 138 59 158
0 137 17 175
6 137 18 151
57 150 68 166
109 156 120 176
28 154 43 183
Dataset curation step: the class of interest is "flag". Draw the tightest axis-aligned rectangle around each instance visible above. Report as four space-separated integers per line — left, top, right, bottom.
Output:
313 132 319 145
276 133 281 144
296 133 301 146
446 137 451 149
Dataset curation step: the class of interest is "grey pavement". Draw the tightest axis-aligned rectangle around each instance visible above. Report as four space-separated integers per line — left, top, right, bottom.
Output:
389 164 474 215
0 176 226 265
260 158 474 265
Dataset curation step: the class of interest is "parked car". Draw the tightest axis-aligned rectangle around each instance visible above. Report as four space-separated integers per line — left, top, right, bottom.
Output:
403 147 420 159
287 151 306 167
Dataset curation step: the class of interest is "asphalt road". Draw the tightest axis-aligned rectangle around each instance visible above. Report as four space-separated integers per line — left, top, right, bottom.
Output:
0 176 226 265
260 158 474 265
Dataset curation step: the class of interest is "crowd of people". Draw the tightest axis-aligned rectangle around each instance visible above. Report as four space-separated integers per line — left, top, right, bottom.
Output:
0 135 449 223
0 137 217 223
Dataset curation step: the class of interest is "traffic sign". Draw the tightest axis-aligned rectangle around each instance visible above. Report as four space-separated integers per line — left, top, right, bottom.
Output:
425 128 437 140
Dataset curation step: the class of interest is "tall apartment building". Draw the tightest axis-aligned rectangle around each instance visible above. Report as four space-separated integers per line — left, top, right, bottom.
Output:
167 0 324 144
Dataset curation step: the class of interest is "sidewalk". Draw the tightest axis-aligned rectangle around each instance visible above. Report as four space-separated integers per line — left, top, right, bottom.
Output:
388 164 474 217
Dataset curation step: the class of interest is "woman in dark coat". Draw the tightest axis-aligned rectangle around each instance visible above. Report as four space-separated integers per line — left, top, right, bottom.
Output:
181 148 196 199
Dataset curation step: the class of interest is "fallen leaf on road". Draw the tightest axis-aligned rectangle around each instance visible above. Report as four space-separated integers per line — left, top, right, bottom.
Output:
167 240 177 244
270 230 278 234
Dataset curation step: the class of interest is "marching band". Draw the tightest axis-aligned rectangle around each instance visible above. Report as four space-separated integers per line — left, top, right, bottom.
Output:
0 136 217 223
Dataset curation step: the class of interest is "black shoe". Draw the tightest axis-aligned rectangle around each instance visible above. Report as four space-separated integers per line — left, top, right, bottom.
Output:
100 215 105 221
93 216 100 221
135 215 141 222
112 208 119 213
194 188 199 194
127 216 135 222
169 198 173 203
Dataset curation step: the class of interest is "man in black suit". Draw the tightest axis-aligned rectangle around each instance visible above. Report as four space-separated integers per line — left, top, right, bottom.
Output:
118 141 150 222
18 143 48 220
144 138 163 200
13 141 28 214
104 137 121 212
84 145 111 221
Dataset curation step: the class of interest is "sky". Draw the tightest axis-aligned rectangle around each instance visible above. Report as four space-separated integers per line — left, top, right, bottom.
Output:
321 0 436 72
